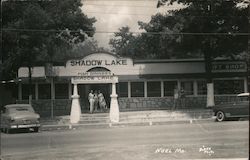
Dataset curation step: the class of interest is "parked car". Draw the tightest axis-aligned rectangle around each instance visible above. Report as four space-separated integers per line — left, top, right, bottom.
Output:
1 104 40 133
213 93 249 122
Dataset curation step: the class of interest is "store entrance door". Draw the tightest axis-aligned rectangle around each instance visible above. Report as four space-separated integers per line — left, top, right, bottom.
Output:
78 84 111 112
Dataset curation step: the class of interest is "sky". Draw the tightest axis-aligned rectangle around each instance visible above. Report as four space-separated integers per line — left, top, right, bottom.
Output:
81 0 184 49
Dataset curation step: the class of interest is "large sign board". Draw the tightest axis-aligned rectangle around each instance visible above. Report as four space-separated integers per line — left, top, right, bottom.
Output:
70 59 128 67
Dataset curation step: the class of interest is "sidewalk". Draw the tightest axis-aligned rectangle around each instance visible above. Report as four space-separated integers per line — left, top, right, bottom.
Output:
39 109 215 131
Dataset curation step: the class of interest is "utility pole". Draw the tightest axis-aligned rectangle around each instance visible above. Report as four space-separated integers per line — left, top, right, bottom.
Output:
205 2 215 107
1 0 3 67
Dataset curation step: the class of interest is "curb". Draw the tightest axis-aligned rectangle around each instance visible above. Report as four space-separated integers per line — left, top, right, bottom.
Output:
40 118 215 131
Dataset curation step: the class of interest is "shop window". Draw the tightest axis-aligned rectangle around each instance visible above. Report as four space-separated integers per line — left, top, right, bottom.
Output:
214 80 244 94
131 82 144 97
147 81 161 97
117 82 128 97
55 83 68 99
197 80 207 95
164 81 177 96
180 81 194 95
22 84 35 100
38 84 51 99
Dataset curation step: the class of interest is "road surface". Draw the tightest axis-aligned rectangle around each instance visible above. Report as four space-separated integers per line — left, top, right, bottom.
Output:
0 121 249 160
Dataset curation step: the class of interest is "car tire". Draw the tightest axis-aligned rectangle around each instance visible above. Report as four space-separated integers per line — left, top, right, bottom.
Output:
216 111 225 122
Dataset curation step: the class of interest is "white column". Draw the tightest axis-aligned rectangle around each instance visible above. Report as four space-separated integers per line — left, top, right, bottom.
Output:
128 81 131 98
110 82 119 123
207 83 215 107
144 81 147 98
70 83 81 124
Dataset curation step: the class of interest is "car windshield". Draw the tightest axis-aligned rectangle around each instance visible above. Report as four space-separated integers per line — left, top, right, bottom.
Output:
8 106 34 113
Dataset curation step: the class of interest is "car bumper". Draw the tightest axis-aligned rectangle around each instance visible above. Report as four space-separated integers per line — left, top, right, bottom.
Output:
212 116 217 120
10 124 40 129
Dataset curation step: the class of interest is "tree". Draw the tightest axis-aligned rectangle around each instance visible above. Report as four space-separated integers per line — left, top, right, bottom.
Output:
156 0 249 106
1 0 96 79
1 0 96 103
69 38 109 58
110 0 249 107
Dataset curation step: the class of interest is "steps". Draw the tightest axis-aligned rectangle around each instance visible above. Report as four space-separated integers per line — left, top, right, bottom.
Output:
56 109 214 127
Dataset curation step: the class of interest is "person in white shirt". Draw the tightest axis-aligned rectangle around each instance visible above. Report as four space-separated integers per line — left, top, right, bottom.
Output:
88 90 94 114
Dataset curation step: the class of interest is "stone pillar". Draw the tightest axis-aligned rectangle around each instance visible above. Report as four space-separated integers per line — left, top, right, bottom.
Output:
110 82 119 123
70 83 81 124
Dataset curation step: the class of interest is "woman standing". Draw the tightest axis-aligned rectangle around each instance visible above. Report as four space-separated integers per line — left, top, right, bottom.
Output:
98 90 107 112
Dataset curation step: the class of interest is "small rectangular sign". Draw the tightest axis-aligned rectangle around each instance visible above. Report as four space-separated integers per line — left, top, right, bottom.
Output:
71 76 118 84
212 62 247 73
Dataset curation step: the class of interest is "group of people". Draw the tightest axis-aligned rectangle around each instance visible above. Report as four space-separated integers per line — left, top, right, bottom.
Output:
88 90 107 114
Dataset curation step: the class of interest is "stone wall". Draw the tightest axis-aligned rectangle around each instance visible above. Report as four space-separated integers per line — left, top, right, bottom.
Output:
16 95 239 117
118 95 239 111
17 99 72 117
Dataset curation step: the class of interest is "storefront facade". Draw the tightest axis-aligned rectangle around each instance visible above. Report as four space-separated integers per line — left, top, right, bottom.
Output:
17 52 248 118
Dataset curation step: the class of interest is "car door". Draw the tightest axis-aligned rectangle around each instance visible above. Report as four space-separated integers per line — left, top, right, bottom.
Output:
237 100 249 116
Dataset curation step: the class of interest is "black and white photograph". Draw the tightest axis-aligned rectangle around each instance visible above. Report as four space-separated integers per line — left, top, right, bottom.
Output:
0 0 249 159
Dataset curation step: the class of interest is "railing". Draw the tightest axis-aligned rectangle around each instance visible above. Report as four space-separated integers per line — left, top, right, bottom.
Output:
16 95 240 117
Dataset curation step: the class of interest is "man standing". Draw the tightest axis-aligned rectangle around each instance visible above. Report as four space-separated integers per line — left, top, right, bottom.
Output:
88 90 94 114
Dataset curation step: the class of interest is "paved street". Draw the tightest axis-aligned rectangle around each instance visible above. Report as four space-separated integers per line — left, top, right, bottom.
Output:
0 121 249 160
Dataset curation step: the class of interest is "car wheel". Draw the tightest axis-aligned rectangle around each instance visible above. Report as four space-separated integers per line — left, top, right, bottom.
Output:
216 111 225 122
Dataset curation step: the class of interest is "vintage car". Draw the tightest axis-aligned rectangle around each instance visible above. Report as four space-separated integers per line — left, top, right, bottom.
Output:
1 104 40 133
213 93 249 122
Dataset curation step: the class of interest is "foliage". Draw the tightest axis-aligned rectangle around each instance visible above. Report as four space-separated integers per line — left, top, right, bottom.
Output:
109 0 249 60
1 0 96 80
69 38 110 59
